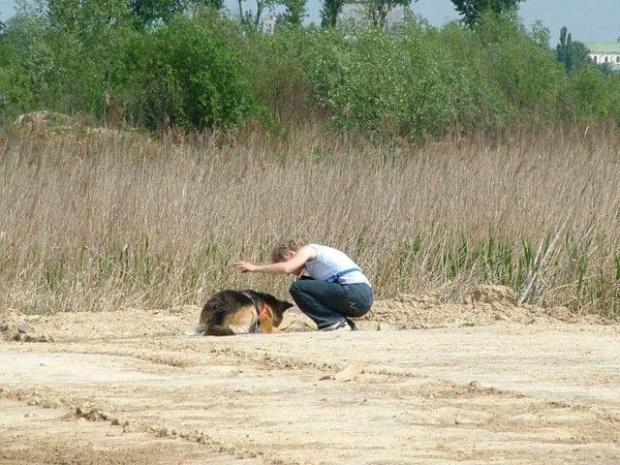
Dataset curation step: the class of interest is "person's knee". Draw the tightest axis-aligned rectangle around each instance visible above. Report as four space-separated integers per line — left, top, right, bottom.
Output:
289 280 306 298
292 278 316 289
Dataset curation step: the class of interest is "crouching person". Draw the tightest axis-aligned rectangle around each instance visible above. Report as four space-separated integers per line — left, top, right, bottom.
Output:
233 241 373 331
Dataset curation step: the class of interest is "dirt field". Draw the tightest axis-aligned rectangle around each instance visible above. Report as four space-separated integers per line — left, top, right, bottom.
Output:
1 288 619 464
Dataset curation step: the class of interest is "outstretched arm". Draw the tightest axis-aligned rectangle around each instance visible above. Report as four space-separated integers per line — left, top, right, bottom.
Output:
233 245 317 276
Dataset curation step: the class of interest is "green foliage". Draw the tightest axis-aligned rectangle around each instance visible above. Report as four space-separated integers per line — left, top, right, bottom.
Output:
565 67 620 123
242 27 314 125
130 0 224 28
278 0 307 25
320 0 344 27
556 26 591 74
477 14 566 121
435 236 528 288
1 1 620 135
48 0 132 34
450 0 524 28
0 9 55 117
529 20 550 48
0 0 135 121
130 0 184 26
123 14 256 130
365 0 415 28
238 0 278 27
299 23 513 137
0 39 35 119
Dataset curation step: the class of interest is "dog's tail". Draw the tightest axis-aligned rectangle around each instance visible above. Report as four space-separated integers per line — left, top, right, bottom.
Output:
206 324 236 337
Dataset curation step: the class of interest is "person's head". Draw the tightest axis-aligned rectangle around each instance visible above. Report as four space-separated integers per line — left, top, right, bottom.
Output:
270 240 299 263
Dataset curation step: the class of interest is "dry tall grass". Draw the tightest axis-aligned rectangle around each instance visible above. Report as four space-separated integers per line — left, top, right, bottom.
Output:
1 123 619 316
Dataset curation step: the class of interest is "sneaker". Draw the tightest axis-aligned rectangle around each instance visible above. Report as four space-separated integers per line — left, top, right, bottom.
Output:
320 319 352 331
345 318 359 331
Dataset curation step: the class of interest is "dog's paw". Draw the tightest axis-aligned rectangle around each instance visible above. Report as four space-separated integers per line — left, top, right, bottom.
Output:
182 326 206 337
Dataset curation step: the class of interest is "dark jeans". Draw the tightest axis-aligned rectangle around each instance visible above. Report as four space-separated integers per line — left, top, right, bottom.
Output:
289 280 374 329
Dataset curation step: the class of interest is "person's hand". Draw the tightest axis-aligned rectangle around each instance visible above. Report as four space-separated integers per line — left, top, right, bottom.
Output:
233 260 259 273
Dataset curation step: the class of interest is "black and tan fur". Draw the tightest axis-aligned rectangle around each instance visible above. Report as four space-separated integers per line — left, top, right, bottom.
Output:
197 289 293 336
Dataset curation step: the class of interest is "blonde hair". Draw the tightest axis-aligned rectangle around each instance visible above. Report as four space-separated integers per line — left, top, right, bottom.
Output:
270 240 299 263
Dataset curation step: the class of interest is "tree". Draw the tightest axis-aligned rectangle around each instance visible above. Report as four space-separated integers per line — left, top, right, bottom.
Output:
48 0 131 33
279 0 307 25
556 26 591 73
130 0 224 27
320 0 344 27
125 15 255 130
529 20 550 48
450 0 523 28
237 0 277 27
365 0 415 29
131 0 181 25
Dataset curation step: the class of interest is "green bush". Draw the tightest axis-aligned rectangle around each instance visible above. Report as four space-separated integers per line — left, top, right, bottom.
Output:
0 3 134 123
298 25 514 138
0 12 52 120
477 14 567 122
123 14 256 131
0 40 34 120
564 67 620 123
242 26 316 126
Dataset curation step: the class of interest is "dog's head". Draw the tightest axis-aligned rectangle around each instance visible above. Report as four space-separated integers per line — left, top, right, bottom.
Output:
251 291 294 328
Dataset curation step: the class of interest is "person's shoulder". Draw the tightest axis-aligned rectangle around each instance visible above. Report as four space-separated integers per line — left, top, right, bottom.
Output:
299 242 325 260
299 244 320 260
311 244 343 255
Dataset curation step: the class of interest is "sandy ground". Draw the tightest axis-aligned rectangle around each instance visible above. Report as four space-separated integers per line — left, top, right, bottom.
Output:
1 287 620 464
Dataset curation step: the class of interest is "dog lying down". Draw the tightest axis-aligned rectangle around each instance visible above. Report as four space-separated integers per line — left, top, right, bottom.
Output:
194 289 295 336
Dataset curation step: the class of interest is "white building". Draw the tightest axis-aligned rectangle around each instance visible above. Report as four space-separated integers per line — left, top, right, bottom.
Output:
262 13 278 35
585 42 620 70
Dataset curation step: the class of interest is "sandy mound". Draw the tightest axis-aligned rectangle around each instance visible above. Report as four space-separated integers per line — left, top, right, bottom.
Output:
12 110 78 133
11 110 129 139
0 309 56 342
279 307 318 332
471 284 517 306
361 285 610 330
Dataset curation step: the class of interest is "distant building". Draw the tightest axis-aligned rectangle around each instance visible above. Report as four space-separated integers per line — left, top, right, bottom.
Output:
339 2 406 29
585 42 620 70
262 13 278 35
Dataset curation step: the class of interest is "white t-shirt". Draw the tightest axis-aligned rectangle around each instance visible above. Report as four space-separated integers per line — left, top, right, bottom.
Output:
303 244 371 286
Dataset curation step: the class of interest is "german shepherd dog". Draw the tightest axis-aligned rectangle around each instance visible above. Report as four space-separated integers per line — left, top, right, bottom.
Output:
197 290 294 336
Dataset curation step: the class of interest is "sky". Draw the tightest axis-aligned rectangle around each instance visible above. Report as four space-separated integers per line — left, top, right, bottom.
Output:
0 0 618 43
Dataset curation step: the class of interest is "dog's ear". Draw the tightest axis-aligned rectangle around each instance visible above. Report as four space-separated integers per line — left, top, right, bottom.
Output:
254 291 290 311
270 300 293 327
278 300 294 313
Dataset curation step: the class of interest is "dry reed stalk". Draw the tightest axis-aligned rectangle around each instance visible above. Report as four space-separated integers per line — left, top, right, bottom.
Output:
0 124 619 316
